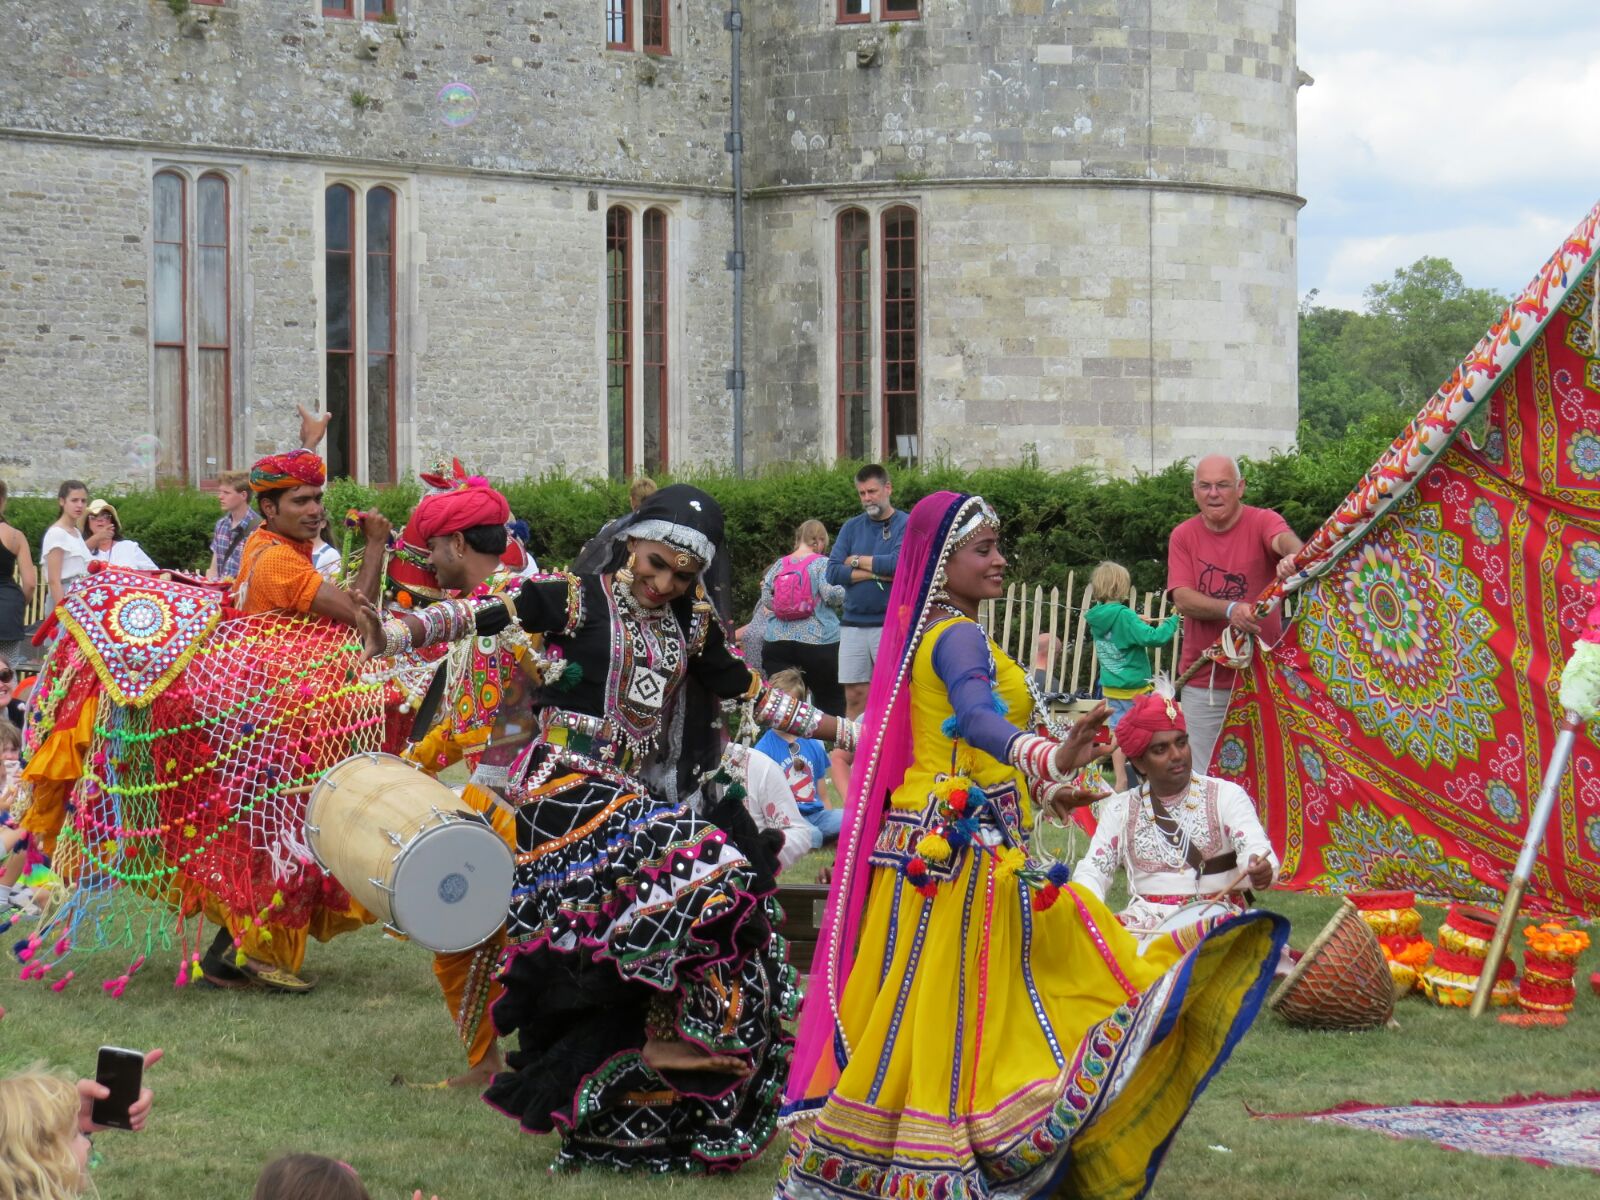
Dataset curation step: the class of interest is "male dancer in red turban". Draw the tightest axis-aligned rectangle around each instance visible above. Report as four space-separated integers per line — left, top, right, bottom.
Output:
1074 691 1278 947
391 473 526 1087
201 407 392 991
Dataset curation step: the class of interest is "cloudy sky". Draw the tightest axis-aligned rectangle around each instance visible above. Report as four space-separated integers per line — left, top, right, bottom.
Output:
1296 0 1600 311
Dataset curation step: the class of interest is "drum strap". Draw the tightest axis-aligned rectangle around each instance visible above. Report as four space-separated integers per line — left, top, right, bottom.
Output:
1144 783 1255 902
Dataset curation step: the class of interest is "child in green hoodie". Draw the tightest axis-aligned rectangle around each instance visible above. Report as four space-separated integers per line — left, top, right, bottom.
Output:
1085 561 1180 786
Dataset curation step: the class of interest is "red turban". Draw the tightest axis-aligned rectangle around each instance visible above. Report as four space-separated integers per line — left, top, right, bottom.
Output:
1116 691 1186 760
403 478 511 547
250 449 326 493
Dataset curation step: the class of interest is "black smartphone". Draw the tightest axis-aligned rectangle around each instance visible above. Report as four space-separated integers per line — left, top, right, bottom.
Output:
90 1046 144 1131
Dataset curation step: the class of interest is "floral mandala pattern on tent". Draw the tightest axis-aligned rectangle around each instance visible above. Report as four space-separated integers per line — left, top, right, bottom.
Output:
1298 499 1503 771
1220 201 1600 917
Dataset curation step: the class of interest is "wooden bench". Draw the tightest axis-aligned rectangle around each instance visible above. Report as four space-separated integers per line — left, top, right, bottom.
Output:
774 882 830 972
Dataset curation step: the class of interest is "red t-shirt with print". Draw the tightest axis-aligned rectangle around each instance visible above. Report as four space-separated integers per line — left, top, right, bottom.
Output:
1166 505 1291 689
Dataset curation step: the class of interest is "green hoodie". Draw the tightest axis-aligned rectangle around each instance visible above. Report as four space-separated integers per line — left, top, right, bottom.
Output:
1084 602 1180 694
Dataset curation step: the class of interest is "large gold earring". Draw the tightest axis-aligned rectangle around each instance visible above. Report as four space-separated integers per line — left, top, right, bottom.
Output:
616 552 636 588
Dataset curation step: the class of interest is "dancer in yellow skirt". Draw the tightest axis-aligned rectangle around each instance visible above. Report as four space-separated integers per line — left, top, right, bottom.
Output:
780 491 1288 1200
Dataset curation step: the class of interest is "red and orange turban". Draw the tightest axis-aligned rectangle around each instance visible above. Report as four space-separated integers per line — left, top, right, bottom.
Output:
1116 691 1187 760
403 476 511 547
250 449 326 493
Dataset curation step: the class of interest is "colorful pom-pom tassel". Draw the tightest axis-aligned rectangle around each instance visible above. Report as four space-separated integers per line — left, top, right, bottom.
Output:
993 847 1027 883
1032 883 1061 911
234 949 248 968
1046 863 1072 888
50 970 75 993
916 833 952 863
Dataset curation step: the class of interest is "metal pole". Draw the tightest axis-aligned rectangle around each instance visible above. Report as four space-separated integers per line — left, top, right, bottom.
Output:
1468 713 1582 1016
725 0 746 477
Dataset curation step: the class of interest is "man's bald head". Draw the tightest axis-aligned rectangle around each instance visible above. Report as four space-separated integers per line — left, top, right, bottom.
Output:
1192 454 1246 530
1193 454 1241 485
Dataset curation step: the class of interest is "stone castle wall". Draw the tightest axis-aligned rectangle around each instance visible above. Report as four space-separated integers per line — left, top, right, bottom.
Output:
742 0 1302 472
0 0 1302 490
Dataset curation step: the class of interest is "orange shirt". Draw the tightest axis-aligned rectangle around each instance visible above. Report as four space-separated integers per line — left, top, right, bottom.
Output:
234 527 324 615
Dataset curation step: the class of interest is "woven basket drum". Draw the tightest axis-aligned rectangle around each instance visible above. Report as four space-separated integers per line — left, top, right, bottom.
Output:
1269 899 1396 1030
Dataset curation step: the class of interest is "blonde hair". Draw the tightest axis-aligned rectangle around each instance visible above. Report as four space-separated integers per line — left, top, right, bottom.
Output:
794 520 829 553
1090 561 1131 604
0 1069 88 1200
628 476 659 510
217 470 250 493
767 668 807 701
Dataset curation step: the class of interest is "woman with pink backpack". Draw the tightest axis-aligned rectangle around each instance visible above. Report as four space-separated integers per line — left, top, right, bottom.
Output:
757 519 847 715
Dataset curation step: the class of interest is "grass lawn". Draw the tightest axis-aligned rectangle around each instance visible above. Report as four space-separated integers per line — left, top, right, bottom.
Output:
4 884 1597 1198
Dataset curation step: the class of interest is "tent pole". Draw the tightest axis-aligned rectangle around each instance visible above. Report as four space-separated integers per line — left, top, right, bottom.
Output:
1468 713 1582 1017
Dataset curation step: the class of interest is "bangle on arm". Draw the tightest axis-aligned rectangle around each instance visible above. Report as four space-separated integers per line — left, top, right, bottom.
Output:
1008 733 1056 780
380 617 413 658
1008 733 1082 784
833 717 860 753
754 686 824 739
1225 601 1238 621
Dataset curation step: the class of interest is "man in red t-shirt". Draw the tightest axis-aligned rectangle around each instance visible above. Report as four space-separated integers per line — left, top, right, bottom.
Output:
1166 454 1304 772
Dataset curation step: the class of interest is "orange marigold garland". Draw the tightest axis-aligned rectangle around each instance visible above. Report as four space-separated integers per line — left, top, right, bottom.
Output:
1349 890 1433 997
1516 922 1590 1013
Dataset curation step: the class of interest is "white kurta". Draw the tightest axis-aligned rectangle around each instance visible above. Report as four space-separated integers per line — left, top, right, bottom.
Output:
741 746 815 873
1075 774 1279 939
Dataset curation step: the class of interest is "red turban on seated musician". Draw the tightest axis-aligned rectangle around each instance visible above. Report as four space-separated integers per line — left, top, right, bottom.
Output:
404 477 511 546
250 449 326 493
1115 691 1187 760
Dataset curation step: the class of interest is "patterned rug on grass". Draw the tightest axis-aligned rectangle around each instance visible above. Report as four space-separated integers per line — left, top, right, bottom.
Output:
1256 1091 1600 1172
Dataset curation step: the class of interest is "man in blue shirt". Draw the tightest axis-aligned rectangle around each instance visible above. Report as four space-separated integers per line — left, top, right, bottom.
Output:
827 464 910 718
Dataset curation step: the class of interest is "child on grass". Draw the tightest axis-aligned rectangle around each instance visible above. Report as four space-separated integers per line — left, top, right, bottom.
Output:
753 669 843 848
1084 560 1179 787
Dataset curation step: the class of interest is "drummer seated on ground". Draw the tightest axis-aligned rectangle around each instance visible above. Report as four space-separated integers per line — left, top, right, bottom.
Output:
1074 691 1279 952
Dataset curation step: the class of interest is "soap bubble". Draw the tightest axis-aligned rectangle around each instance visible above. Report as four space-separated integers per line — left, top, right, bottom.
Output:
129 434 162 469
436 82 478 129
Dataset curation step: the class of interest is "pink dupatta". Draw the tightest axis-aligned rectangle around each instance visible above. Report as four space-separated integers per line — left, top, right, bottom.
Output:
784 491 971 1112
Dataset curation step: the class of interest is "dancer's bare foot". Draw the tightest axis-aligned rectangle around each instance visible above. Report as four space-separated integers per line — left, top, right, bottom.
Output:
643 1036 751 1076
446 1047 504 1089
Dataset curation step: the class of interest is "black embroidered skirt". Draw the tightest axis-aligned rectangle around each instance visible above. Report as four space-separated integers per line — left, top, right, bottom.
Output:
483 764 797 1172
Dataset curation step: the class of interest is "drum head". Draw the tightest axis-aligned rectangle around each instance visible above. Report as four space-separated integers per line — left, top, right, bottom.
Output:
389 819 515 953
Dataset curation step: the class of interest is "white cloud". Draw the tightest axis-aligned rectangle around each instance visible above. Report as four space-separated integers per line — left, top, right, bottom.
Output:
1299 52 1600 194
1308 210 1577 311
1296 4 1600 304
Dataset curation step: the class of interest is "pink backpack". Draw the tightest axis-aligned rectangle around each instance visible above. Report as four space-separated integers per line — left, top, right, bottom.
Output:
771 552 821 621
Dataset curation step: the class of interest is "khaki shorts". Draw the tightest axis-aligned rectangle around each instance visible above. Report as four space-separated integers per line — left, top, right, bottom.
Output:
837 624 885 685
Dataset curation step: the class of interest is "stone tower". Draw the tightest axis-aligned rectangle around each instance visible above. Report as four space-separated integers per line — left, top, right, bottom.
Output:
742 0 1303 473
0 2 1301 491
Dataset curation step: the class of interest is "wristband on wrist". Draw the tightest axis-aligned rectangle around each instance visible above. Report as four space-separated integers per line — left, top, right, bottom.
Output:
1226 602 1238 621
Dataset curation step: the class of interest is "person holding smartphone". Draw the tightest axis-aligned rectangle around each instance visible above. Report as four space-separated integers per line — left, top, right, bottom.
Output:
0 1048 160 1198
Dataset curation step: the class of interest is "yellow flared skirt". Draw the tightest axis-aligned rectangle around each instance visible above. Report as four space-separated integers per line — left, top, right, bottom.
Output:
783 848 1285 1200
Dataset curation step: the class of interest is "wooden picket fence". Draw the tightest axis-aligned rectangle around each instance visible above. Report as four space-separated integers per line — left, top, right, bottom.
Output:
978 576 1181 697
14 570 1190 695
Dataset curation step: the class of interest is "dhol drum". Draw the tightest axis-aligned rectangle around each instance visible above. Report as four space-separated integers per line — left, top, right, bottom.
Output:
1269 899 1395 1030
305 752 515 953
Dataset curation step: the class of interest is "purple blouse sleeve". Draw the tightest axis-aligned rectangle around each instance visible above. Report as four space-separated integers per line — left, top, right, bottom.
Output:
930 620 1024 762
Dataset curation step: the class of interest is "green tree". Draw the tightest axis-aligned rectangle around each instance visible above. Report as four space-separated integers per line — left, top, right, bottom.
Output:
1298 257 1509 447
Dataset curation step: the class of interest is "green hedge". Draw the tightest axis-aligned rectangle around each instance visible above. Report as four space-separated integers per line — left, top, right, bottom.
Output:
1 430 1392 618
